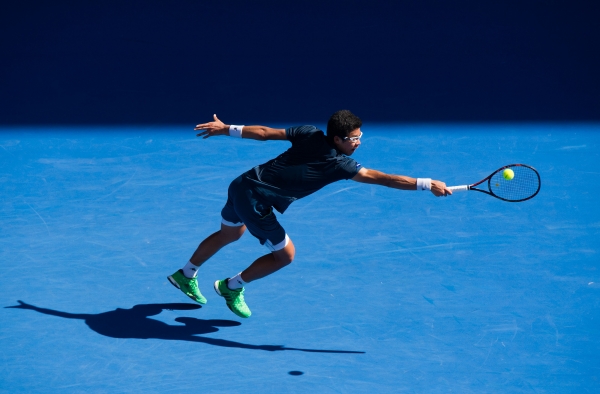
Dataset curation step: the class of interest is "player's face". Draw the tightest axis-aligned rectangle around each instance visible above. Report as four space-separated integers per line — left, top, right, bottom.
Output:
335 128 362 155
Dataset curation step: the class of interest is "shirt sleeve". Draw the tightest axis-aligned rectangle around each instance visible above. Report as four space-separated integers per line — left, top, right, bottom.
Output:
337 156 362 179
286 125 318 142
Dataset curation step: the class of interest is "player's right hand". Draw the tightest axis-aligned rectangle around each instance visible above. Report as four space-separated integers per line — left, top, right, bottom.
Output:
431 180 452 197
195 114 229 138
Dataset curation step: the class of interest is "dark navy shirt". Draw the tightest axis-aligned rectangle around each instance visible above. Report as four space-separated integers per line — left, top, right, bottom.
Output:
241 125 362 213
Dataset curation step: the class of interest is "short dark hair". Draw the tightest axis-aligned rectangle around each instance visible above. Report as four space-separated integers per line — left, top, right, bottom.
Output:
326 110 362 140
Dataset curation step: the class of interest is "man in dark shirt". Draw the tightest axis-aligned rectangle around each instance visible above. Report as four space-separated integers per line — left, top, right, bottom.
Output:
168 110 451 318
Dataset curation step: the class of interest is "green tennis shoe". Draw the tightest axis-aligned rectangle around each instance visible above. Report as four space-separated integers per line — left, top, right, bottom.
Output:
214 279 251 318
167 269 207 304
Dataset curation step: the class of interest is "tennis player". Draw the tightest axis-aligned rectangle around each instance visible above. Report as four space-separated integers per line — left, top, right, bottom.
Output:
168 110 451 318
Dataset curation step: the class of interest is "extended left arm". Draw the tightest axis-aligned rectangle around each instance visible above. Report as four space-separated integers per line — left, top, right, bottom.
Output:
352 167 451 197
194 114 286 141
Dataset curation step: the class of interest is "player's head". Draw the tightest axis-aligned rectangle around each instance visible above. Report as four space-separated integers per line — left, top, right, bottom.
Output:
327 110 362 140
327 110 363 155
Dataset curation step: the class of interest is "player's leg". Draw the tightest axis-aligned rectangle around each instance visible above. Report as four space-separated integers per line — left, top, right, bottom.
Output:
168 222 244 305
238 237 295 283
214 200 292 318
188 222 246 268
168 177 245 304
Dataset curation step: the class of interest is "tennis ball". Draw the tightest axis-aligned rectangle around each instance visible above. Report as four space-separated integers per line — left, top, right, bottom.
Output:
503 168 515 180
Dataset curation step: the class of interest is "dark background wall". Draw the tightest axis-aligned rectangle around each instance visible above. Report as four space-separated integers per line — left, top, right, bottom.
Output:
1 0 599 125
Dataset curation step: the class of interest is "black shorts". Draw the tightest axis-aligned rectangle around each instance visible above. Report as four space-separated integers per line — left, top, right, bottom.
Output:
221 176 288 251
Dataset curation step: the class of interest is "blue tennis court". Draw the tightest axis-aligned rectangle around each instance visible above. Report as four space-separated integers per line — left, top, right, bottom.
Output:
1 124 599 392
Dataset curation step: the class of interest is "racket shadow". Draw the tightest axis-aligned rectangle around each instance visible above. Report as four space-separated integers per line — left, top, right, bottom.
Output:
6 301 364 354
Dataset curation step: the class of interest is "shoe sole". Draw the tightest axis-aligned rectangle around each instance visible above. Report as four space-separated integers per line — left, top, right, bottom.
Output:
168 275 207 304
167 275 181 289
213 280 223 296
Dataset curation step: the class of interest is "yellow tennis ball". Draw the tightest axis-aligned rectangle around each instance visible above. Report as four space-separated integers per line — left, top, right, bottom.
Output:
503 168 514 180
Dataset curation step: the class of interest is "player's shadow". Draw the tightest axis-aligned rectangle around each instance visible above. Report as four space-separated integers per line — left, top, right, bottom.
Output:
6 301 364 354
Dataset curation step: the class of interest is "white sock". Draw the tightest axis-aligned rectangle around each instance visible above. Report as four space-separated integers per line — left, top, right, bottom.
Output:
227 273 246 290
182 261 199 278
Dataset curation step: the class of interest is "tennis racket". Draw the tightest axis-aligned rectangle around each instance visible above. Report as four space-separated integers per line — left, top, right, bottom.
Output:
448 164 541 202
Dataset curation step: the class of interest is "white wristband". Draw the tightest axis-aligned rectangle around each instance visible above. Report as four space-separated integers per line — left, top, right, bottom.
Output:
229 125 244 138
416 178 432 191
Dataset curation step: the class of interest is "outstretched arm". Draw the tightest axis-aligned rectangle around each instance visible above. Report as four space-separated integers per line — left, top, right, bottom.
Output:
352 167 451 197
194 114 286 141
5 300 87 320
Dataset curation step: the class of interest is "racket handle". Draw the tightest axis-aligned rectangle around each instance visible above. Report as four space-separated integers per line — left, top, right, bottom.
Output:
447 185 470 192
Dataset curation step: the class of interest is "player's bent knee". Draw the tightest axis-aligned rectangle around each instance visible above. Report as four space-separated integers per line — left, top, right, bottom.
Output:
273 250 294 266
271 236 295 266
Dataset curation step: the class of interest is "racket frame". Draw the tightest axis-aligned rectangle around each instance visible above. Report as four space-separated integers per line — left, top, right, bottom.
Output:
449 164 541 202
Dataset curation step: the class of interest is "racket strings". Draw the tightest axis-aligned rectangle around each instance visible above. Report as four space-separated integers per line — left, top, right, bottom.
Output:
489 166 540 201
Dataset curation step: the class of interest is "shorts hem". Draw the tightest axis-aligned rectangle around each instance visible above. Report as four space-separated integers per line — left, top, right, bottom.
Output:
265 234 290 252
222 218 244 227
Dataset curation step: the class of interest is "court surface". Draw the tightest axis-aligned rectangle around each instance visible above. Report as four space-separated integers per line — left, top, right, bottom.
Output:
1 124 599 393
